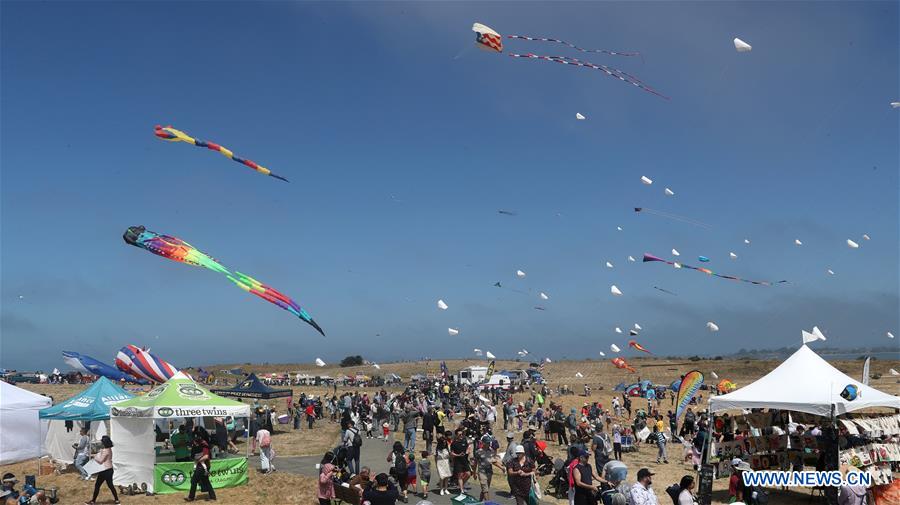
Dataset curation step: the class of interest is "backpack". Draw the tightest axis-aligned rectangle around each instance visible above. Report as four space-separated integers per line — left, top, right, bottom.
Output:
393 453 408 477
259 431 271 448
665 484 681 505
352 428 363 447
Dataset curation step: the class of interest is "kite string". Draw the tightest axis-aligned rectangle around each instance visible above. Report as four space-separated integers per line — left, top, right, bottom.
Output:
638 208 712 229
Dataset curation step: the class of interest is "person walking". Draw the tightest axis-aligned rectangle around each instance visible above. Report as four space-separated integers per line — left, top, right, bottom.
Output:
72 428 91 480
257 426 275 474
306 403 317 429
344 420 362 475
653 426 668 464
84 436 118 505
435 435 452 496
505 445 535 505
185 430 216 501
612 426 623 461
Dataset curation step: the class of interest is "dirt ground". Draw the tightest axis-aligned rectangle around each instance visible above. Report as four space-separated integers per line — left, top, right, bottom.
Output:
5 356 898 504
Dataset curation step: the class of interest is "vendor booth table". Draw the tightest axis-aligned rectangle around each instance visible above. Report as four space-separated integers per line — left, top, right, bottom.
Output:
109 372 251 494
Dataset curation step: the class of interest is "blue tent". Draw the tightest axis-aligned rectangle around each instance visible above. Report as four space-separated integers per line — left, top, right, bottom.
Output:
39 377 133 421
209 373 292 400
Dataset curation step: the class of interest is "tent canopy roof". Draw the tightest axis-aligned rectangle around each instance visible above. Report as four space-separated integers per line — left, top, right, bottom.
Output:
709 345 900 416
210 373 292 400
0 381 52 410
40 377 133 421
111 372 250 419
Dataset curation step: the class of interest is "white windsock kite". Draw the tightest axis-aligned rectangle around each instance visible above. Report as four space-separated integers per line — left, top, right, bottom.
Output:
734 38 752 52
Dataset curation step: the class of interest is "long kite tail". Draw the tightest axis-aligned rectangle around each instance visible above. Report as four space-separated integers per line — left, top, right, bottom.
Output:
507 53 668 100
506 35 641 58
229 272 325 336
154 125 289 182
643 253 786 286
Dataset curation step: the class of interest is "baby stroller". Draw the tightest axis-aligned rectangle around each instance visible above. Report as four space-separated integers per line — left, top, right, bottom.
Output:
534 441 555 476
328 445 353 481
547 459 569 499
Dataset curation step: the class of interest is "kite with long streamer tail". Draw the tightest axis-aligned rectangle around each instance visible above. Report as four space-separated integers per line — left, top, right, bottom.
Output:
154 125 289 182
472 23 667 99
123 226 324 336
611 357 636 373
628 340 652 354
675 370 704 422
653 286 678 296
634 207 711 228
643 253 788 286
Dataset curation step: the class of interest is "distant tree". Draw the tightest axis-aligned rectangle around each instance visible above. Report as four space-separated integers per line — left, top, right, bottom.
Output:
713 356 723 360
688 356 701 362
340 355 364 367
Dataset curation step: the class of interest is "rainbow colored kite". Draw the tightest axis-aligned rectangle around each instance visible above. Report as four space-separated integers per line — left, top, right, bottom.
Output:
124 226 324 336
675 370 704 422
628 340 652 354
611 357 636 373
154 125 288 182
643 253 788 286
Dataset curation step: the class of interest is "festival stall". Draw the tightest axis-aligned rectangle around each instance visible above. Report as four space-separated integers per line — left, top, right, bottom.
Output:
210 373 292 402
39 377 133 464
109 372 251 494
708 345 900 501
0 381 52 465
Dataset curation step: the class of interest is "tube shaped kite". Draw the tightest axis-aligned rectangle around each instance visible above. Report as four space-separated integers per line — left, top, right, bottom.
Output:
628 340 652 354
63 351 148 384
643 253 787 286
675 370 704 422
611 357 636 373
154 125 288 182
124 226 325 336
115 345 179 384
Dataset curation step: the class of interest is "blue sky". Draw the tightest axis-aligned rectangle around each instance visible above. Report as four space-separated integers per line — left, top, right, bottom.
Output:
1 1 897 372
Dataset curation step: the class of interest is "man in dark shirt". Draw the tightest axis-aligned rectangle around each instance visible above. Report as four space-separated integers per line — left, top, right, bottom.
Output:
363 473 399 505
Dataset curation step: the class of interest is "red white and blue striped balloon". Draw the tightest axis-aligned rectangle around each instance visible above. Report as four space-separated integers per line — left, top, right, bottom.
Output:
115 345 179 383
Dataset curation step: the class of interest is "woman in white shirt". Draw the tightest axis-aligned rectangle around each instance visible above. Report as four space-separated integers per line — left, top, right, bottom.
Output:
677 475 698 505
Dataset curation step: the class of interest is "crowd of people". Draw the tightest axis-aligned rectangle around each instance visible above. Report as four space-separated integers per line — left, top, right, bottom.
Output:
313 379 706 505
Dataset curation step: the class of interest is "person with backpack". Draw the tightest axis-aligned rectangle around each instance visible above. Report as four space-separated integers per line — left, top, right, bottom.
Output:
592 427 611 471
256 425 274 474
387 442 409 503
344 419 363 475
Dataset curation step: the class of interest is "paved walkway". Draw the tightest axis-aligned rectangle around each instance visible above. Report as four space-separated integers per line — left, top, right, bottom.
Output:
250 435 547 504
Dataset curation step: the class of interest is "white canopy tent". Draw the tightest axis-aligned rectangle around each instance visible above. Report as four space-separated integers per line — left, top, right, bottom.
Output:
710 345 900 416
0 381 52 465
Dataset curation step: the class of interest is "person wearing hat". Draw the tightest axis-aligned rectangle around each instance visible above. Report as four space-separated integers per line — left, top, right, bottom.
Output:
0 474 18 500
362 473 399 505
628 468 658 505
473 435 504 502
572 449 605 505
505 445 535 505
728 459 752 503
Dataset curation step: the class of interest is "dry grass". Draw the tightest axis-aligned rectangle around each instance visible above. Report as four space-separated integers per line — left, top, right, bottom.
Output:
7 356 898 504
0 459 318 504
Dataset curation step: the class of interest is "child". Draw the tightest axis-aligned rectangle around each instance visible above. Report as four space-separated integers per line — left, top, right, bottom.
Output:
406 453 417 497
364 416 374 439
418 451 432 498
382 422 390 441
